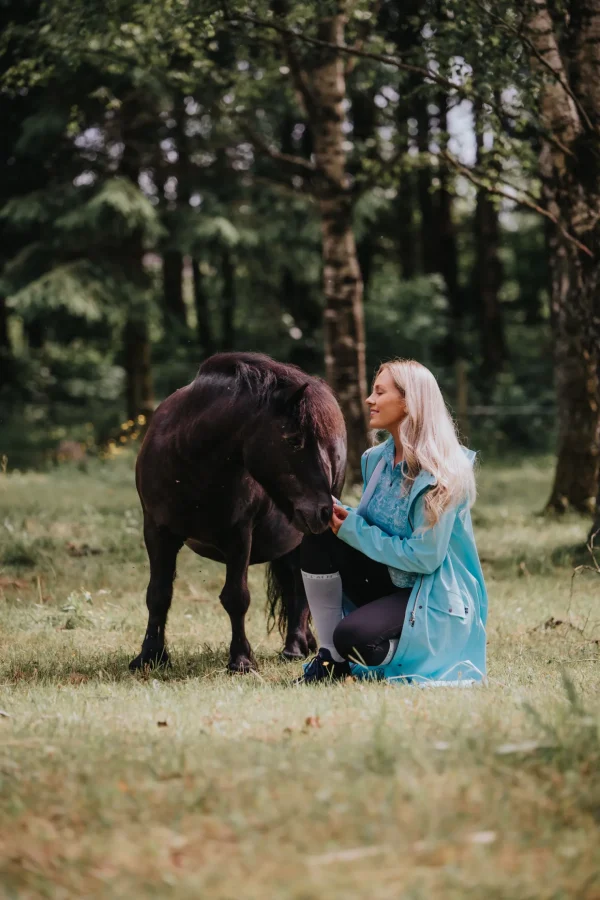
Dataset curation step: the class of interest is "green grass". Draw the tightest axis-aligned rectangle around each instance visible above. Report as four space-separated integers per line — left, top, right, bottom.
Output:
0 454 599 899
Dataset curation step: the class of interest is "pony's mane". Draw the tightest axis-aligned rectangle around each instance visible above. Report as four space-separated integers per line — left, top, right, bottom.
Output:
196 352 343 444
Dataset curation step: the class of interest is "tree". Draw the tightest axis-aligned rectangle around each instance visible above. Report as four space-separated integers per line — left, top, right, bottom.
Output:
473 97 507 384
522 0 600 516
226 1 369 476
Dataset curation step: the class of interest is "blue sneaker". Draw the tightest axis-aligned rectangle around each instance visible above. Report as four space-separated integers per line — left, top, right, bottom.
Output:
295 647 351 685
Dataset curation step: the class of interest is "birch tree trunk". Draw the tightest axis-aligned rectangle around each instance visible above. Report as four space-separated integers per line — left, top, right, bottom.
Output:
306 13 367 478
526 0 600 516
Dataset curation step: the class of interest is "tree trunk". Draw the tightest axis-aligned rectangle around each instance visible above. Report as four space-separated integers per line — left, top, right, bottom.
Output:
357 233 375 304
26 320 44 349
526 1 600 517
397 172 417 279
123 317 154 423
545 212 598 514
390 6 421 281
0 295 9 351
118 98 156 426
309 14 367 478
192 258 215 357
0 294 13 390
546 336 598 514
416 102 437 275
473 99 507 382
475 190 506 379
436 94 464 375
163 249 187 326
221 245 236 351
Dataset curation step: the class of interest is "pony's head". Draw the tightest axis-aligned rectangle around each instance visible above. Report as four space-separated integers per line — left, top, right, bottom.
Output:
244 380 345 535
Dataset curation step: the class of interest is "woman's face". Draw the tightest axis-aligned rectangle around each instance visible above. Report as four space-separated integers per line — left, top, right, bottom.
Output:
366 368 407 432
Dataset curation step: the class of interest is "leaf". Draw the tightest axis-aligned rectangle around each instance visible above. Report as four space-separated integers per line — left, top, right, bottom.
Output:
467 831 496 844
308 846 387 865
495 740 551 755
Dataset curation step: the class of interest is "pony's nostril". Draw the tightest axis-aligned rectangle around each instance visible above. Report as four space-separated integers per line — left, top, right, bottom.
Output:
320 504 331 523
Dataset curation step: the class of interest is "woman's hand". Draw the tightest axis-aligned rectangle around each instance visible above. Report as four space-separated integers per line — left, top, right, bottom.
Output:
330 504 349 535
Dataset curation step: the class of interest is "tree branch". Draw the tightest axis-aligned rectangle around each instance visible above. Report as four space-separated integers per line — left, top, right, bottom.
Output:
226 11 463 95
251 173 316 201
473 0 595 134
439 149 593 257
240 124 316 177
267 0 317 119
352 144 406 197
344 1 382 76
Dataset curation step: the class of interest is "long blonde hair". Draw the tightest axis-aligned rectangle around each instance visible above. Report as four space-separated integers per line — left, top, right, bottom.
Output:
375 359 476 526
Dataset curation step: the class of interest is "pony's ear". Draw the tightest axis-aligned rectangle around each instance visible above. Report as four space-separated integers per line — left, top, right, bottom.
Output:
274 381 309 412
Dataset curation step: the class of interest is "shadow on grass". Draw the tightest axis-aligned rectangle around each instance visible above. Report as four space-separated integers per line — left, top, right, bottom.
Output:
549 542 598 570
480 540 596 579
0 644 298 686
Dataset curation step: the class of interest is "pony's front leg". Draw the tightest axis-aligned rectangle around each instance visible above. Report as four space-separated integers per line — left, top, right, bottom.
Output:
130 517 183 671
220 526 255 673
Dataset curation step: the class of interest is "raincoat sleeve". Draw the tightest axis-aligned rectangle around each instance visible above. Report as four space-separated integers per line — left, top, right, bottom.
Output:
336 491 458 575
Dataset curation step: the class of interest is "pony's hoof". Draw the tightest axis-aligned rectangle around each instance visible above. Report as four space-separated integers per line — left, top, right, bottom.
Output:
228 656 256 674
280 647 307 662
281 637 311 661
129 649 171 671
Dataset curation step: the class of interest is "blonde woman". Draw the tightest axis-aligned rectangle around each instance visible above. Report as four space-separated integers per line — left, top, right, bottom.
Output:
297 359 488 685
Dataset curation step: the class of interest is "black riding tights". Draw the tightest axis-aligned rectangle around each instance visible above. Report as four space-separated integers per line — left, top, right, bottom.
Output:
300 529 411 666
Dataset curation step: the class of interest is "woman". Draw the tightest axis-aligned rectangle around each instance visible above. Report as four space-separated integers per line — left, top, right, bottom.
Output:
298 359 488 685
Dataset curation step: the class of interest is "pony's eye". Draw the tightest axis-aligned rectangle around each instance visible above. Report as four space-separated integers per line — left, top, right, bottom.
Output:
284 434 303 450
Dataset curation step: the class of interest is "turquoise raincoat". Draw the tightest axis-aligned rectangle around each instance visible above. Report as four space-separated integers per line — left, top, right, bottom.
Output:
337 439 488 684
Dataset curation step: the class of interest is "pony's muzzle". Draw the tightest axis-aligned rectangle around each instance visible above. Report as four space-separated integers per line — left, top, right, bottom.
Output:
292 503 332 535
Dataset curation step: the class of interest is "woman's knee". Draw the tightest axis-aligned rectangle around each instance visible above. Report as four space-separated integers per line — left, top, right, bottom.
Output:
333 617 399 667
332 617 359 661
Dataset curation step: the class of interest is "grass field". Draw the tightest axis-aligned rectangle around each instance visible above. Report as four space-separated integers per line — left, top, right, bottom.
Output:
0 453 599 899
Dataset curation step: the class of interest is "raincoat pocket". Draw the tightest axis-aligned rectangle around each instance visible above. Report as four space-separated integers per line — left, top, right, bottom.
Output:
428 590 466 619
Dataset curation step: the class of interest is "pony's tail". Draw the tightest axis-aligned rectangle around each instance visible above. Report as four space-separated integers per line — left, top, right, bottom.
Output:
265 556 291 638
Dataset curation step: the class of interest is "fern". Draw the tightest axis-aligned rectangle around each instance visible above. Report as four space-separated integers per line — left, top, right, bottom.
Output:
7 261 109 322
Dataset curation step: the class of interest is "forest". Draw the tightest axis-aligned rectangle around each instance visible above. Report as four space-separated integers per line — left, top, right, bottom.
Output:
2 4 600 897
2 0 597 508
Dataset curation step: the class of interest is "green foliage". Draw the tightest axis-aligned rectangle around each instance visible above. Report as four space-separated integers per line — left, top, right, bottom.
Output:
0 342 125 468
0 0 558 466
365 269 450 372
6 262 107 322
56 178 164 246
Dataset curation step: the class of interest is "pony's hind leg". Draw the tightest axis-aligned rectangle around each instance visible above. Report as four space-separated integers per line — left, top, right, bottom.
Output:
129 517 183 671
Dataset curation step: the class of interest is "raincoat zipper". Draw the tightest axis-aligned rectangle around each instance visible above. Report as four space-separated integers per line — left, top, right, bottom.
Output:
407 486 428 628
409 576 423 627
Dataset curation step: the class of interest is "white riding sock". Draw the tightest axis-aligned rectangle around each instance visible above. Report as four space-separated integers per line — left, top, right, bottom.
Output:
301 570 345 663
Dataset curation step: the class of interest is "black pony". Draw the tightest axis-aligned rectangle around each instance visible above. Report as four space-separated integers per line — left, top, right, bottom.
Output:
130 352 347 673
